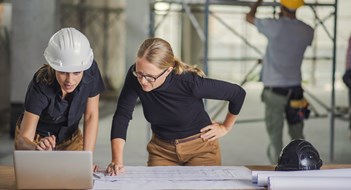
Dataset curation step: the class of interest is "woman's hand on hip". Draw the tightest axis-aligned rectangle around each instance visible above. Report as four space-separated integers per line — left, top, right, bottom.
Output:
200 121 229 141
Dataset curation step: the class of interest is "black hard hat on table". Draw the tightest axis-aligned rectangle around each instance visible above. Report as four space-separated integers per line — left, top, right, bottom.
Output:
275 139 323 171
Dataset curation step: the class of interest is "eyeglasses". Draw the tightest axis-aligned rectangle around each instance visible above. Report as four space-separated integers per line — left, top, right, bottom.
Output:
132 65 168 83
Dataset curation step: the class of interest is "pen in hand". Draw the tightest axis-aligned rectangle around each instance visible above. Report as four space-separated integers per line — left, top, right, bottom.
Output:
36 132 56 151
47 132 56 150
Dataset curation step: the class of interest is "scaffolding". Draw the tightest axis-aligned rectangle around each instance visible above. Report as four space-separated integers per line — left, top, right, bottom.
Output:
149 0 339 162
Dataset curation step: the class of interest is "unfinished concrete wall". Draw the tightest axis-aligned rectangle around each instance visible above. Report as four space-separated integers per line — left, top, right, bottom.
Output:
0 3 11 130
10 0 58 136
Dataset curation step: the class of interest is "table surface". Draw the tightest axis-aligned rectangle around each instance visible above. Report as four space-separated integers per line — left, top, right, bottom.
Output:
2 164 351 190
0 165 16 190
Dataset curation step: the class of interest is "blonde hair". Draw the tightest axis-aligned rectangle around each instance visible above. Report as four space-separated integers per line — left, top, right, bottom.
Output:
35 64 55 85
137 38 205 77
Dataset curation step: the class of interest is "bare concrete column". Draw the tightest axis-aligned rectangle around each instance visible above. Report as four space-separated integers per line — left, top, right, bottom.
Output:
181 9 204 70
125 0 148 71
0 3 11 132
10 0 58 137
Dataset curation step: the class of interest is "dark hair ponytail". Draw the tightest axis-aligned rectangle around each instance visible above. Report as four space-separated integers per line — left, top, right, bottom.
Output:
35 64 55 85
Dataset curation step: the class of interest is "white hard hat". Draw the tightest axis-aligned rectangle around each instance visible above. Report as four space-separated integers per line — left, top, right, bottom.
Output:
44 28 94 72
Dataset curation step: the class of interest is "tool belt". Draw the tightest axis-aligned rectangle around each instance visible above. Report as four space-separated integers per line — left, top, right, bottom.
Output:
264 87 291 96
284 86 311 124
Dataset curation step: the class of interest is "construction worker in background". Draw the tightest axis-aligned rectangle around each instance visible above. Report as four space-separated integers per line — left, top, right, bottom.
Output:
246 0 314 163
14 28 105 170
342 34 351 138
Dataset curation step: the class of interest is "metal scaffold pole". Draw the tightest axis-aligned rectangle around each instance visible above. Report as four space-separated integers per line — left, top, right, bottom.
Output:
329 0 338 162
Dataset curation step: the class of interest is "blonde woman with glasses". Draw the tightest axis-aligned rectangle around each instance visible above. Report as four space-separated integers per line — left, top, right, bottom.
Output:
107 37 246 175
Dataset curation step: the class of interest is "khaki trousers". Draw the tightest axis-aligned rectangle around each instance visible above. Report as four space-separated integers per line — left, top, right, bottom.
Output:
15 121 83 151
147 133 221 166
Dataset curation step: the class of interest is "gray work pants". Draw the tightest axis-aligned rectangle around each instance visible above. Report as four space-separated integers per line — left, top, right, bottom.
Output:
262 88 304 164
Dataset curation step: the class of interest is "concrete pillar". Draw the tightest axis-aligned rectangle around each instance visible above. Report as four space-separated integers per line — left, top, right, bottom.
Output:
0 3 11 131
181 8 204 70
61 0 126 97
103 0 126 94
125 0 149 71
10 0 58 137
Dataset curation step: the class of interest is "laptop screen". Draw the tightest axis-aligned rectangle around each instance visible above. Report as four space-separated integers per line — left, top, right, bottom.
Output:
13 150 93 189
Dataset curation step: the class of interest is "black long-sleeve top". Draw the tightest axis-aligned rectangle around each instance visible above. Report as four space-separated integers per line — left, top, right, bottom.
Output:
111 65 246 141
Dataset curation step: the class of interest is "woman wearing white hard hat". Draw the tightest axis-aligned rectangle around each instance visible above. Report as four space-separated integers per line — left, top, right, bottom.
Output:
14 28 105 158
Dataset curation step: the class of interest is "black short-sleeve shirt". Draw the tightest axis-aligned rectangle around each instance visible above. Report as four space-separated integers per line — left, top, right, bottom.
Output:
24 61 105 140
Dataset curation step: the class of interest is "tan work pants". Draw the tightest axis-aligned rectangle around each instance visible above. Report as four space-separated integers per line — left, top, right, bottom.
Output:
15 119 83 151
147 133 221 166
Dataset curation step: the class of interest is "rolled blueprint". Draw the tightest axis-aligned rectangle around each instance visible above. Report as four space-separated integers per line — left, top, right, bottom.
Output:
268 176 351 190
252 168 351 186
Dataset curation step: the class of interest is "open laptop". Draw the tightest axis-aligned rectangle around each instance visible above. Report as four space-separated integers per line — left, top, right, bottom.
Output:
13 150 93 189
